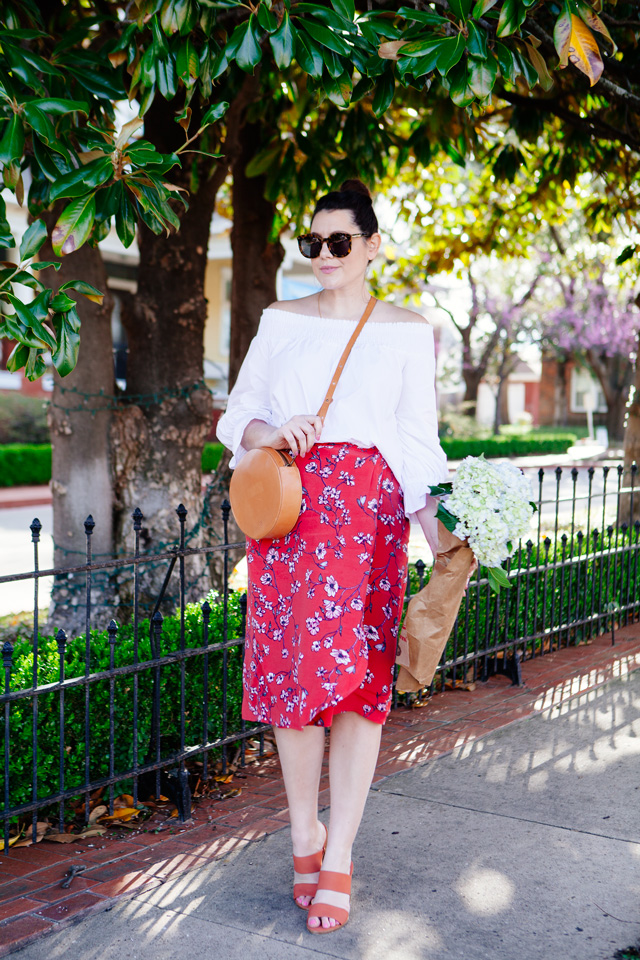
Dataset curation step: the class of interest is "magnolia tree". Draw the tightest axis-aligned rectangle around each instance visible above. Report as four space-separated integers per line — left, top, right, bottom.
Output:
0 0 639 625
542 271 640 444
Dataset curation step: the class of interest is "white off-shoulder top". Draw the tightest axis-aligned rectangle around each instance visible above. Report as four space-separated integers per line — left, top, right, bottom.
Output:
216 307 448 517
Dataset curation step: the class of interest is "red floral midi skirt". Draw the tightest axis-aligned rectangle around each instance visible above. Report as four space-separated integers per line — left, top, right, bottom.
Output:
243 443 410 730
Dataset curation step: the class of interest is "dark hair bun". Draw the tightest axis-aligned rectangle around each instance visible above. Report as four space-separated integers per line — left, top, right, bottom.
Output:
340 179 371 200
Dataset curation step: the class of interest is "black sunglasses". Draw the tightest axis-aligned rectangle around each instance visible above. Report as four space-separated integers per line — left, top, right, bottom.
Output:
297 231 370 259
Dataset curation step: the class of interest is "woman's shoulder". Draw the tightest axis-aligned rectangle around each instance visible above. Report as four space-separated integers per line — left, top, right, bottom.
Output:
371 301 431 325
265 295 318 316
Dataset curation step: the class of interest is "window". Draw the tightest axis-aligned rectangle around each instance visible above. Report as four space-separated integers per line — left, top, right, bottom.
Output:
570 367 607 413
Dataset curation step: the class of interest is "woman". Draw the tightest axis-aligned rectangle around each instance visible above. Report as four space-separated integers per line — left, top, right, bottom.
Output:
217 180 447 934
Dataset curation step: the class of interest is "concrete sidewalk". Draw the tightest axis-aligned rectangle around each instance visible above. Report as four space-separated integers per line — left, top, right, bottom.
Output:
12 668 640 960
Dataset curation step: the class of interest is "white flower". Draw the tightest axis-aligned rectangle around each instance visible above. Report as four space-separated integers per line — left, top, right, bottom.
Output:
443 456 534 570
324 575 339 597
330 648 351 665
306 617 321 635
323 599 342 619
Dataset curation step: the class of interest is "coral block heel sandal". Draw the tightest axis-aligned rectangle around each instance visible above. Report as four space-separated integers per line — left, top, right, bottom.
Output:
293 824 327 909
306 866 352 934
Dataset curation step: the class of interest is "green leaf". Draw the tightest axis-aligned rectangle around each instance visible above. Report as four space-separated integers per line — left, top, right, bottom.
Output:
6 295 56 350
59 280 105 304
372 71 395 116
497 0 527 38
257 2 278 32
435 503 459 533
0 114 24 165
270 11 297 69
301 19 352 57
51 314 80 378
447 60 475 105
22 103 56 145
151 14 169 56
616 245 637 265
436 33 466 75
396 6 449 26
25 349 47 382
49 159 113 202
487 566 511 592
176 39 199 83
331 0 355 18
400 36 446 62
157 56 179 98
296 31 324 78
51 194 96 257
229 17 262 72
49 293 76 312
447 0 473 22
245 142 283 178
324 71 353 107
19 220 48 261
24 97 89 117
467 54 498 97
5 342 29 374
30 260 61 271
200 101 229 127
472 0 498 14
467 21 489 58
115 189 137 248
494 40 518 80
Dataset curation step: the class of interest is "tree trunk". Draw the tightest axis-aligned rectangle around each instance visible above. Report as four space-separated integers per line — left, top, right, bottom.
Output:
40 220 115 636
621 334 640 525
587 349 633 445
115 97 226 612
228 121 285 390
207 117 285 591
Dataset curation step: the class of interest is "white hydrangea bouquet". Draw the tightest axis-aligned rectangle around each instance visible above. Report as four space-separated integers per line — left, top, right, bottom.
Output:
428 455 537 593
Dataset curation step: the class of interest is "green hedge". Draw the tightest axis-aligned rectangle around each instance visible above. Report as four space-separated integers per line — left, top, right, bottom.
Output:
0 435 577 489
202 442 224 473
6 592 245 813
0 444 52 487
440 433 576 460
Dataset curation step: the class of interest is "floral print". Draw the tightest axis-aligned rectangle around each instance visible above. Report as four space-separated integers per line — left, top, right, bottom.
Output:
243 444 409 730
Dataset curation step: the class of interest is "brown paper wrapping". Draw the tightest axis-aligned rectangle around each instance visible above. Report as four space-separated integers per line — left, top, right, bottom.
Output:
396 520 476 693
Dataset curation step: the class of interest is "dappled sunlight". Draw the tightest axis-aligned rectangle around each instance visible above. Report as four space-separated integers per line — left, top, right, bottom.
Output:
455 865 515 916
356 910 444 958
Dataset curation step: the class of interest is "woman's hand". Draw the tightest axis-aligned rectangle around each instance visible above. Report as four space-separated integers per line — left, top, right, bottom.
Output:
263 415 323 458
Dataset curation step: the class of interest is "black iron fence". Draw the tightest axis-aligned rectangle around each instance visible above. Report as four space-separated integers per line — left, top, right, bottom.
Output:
1 463 639 850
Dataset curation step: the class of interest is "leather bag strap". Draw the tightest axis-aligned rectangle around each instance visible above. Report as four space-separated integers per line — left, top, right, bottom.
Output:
316 296 377 425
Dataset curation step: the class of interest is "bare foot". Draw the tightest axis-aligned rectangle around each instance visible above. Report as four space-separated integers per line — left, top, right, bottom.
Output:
307 852 352 930
293 822 327 908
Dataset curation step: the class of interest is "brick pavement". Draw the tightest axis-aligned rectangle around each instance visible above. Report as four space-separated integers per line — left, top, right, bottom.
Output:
1 623 639 957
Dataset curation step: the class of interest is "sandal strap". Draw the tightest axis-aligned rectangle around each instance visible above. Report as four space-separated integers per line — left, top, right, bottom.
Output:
307 902 349 926
293 851 323 874
314 868 352 895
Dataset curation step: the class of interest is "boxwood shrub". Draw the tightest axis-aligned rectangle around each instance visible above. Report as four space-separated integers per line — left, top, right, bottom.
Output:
5 591 246 813
0 444 52 487
0 435 578 489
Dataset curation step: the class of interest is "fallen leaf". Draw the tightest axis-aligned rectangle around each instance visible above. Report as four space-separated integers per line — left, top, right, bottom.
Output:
98 807 140 823
89 804 108 823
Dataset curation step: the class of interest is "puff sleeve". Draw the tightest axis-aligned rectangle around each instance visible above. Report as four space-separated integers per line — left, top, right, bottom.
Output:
216 318 273 468
395 325 448 516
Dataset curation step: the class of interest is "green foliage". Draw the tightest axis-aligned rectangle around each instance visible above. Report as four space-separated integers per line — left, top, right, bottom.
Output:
0 442 225 486
5 591 246 811
440 432 577 459
0 443 51 487
202 442 224 474
0 394 49 445
0 0 638 385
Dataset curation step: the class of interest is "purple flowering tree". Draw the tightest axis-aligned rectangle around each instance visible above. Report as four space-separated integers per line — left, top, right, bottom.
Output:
542 270 640 445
